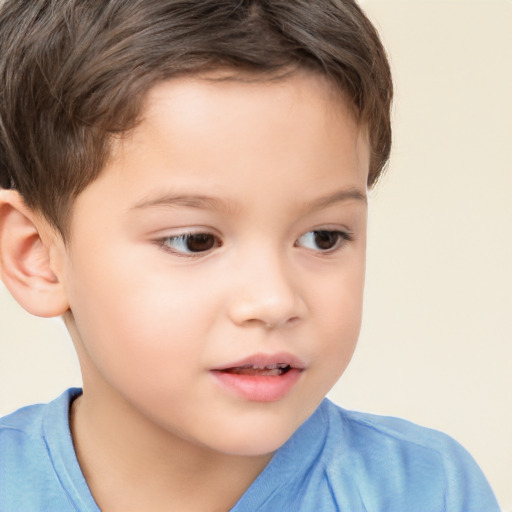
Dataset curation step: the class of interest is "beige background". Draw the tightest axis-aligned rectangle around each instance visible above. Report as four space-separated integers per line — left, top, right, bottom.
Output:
1 0 511 509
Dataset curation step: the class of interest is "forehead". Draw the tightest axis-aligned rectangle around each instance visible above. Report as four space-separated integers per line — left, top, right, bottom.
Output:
115 70 368 174
68 70 369 237
141 69 361 134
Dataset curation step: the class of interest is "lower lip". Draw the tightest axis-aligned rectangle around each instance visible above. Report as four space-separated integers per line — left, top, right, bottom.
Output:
210 368 303 402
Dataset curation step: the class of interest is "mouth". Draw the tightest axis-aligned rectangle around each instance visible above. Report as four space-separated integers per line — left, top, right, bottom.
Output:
210 353 305 402
212 352 305 375
220 363 292 377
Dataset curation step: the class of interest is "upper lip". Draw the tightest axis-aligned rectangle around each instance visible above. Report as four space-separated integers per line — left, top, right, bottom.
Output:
211 352 306 371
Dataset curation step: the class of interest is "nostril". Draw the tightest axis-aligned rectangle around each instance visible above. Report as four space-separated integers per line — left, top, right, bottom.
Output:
227 278 306 328
263 316 301 330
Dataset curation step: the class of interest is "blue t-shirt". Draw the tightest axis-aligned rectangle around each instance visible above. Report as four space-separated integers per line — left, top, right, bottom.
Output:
0 388 500 511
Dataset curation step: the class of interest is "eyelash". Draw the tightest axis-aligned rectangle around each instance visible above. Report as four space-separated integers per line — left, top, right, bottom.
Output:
155 229 353 258
156 233 222 257
294 229 353 253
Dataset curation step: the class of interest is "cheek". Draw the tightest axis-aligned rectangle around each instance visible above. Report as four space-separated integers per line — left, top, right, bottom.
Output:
65 249 219 385
313 258 365 372
319 257 365 328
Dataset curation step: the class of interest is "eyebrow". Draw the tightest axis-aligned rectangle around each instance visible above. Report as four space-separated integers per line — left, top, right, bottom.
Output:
305 188 367 211
131 193 240 214
130 187 366 214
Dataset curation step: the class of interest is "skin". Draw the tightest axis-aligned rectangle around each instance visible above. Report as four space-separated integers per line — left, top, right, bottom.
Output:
0 71 370 511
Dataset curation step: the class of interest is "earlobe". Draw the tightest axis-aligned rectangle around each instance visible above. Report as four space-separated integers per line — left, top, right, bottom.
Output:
0 189 69 317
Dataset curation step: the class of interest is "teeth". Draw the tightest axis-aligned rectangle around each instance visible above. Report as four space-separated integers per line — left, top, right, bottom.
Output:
249 363 288 370
223 363 291 376
253 364 277 370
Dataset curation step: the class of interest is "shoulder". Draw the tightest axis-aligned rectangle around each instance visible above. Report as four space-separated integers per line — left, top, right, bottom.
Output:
0 388 85 511
0 388 79 440
313 399 500 512
1 401 46 435
322 399 467 456
0 399 50 462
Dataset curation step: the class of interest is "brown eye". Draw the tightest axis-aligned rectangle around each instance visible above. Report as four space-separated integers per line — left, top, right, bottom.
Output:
313 231 340 250
296 230 349 252
162 233 218 254
184 234 216 252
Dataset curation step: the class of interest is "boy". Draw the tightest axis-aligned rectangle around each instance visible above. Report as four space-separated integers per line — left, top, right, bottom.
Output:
0 0 500 510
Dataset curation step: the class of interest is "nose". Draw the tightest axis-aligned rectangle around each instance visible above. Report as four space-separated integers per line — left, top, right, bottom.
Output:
227 252 306 329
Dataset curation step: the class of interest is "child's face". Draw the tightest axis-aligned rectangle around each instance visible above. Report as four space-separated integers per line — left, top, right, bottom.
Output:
60 71 369 456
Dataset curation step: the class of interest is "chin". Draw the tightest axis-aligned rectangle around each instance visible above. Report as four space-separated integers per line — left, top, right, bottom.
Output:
216 437 290 457
205 418 303 457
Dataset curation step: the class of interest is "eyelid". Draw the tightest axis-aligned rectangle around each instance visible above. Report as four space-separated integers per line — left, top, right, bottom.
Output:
152 225 354 258
154 230 222 258
295 228 354 253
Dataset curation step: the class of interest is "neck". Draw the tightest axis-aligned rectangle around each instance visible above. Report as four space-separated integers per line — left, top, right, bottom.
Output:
70 387 273 512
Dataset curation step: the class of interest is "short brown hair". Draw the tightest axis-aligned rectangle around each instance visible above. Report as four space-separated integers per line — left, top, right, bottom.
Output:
0 0 392 238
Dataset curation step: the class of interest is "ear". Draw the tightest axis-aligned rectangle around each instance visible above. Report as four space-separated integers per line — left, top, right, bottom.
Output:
0 189 69 317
